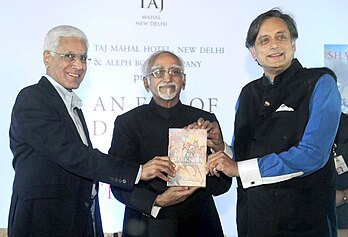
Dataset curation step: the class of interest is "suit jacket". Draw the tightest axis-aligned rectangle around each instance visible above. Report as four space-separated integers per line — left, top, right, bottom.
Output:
335 113 348 228
8 77 140 237
109 99 232 237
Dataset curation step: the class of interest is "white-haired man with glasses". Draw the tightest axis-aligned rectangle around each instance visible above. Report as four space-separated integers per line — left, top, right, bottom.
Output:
8 25 176 237
109 50 232 237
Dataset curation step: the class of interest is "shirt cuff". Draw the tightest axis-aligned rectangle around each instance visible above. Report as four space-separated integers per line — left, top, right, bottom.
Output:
237 158 262 188
135 165 142 184
151 204 161 218
238 158 304 189
224 143 233 158
210 142 233 159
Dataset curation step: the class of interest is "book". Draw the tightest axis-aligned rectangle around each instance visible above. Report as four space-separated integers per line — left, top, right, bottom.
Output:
324 44 348 114
167 128 207 187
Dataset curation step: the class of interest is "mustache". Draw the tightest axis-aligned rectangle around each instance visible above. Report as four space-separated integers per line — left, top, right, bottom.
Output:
158 81 177 87
157 81 178 92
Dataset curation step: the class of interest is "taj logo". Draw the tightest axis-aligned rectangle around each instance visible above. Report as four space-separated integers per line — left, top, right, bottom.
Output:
141 0 164 12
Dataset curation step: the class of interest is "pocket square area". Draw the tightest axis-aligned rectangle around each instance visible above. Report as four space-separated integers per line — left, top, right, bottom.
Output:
276 104 294 112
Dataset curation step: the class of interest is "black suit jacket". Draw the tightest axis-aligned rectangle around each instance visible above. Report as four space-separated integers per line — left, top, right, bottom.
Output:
335 113 348 228
8 77 140 237
109 99 232 237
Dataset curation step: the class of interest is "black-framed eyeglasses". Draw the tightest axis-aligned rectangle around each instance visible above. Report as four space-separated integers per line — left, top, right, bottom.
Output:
145 68 185 79
50 51 90 64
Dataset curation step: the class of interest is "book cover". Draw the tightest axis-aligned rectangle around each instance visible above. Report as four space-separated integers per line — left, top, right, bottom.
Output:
167 128 207 187
324 44 348 114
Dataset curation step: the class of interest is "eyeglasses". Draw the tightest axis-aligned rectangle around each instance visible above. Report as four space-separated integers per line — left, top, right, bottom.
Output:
50 51 90 64
145 68 185 79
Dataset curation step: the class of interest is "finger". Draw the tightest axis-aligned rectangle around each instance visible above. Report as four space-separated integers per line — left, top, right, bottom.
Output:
156 172 172 182
207 121 220 132
155 156 174 163
209 164 217 176
211 161 218 168
187 125 201 129
206 154 219 167
207 130 220 139
207 157 221 176
199 120 211 129
154 157 176 174
207 151 220 160
205 157 217 174
146 163 175 178
190 125 201 129
197 118 205 126
213 167 221 177
208 150 226 161
173 186 190 191
185 122 197 129
205 160 215 175
180 187 198 196
164 164 176 177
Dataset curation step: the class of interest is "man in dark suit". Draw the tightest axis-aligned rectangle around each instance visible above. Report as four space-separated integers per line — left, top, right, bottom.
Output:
334 113 348 237
109 51 232 237
8 25 175 237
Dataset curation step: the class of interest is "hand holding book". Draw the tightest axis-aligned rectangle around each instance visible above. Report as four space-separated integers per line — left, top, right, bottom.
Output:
154 186 200 207
206 151 240 178
141 156 176 182
186 118 225 152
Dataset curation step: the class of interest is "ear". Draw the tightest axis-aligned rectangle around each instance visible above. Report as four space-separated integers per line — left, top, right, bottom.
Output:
249 47 257 60
43 51 50 68
182 77 186 90
292 40 296 52
143 77 150 92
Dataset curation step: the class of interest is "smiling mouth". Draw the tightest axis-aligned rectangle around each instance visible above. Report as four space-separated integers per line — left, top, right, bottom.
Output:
268 52 283 58
68 72 80 78
159 83 176 90
160 85 174 89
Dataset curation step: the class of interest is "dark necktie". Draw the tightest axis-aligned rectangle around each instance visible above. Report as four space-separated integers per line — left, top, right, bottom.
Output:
74 107 92 147
74 107 97 237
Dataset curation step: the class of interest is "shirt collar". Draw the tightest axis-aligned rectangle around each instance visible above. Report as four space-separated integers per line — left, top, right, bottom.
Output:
45 75 83 110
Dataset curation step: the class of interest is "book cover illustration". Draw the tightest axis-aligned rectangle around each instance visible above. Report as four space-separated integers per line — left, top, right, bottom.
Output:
167 128 207 187
324 44 348 114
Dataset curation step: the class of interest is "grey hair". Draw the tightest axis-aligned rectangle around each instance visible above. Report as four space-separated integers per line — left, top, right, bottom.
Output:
142 50 185 75
43 25 89 52
245 8 298 49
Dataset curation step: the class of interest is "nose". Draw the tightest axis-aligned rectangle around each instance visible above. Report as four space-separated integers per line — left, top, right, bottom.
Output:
71 57 84 69
269 38 280 49
162 71 173 81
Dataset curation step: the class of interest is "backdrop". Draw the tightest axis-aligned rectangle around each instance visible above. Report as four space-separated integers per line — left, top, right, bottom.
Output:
1 1 347 236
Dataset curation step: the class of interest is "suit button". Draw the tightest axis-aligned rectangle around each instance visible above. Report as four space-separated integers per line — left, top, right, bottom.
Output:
84 202 89 207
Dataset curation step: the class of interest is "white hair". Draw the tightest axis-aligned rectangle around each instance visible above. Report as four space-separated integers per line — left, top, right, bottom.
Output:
43 25 89 52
